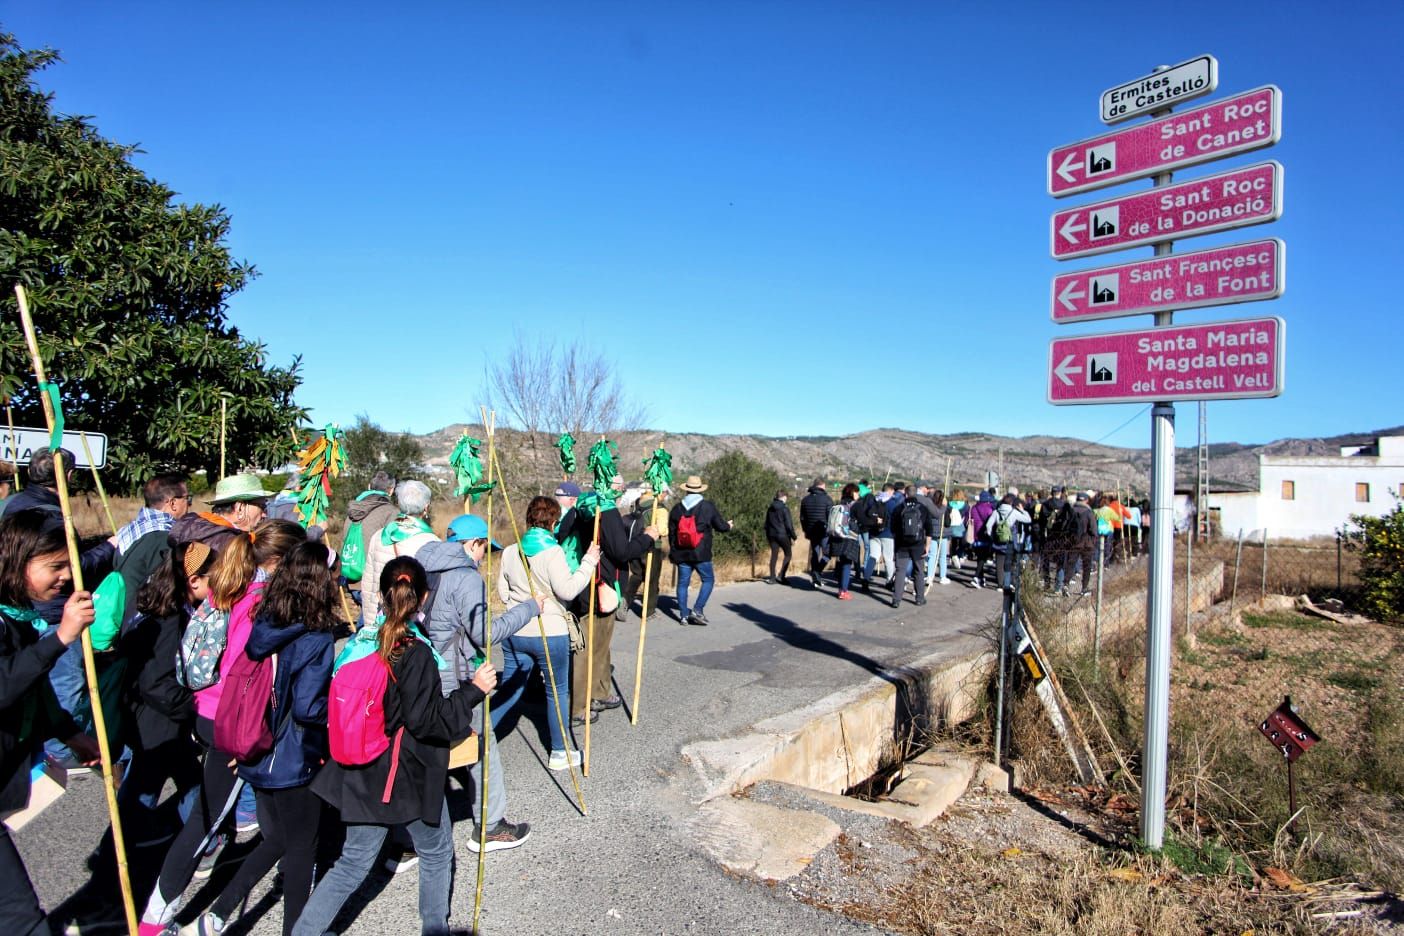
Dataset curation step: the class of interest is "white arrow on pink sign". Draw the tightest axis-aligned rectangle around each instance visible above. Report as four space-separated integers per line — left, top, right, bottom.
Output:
1047 316 1285 405
1050 239 1285 323
1051 161 1283 260
1048 86 1281 197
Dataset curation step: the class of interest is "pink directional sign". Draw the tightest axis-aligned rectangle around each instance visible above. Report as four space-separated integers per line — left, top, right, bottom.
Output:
1051 161 1283 260
1047 317 1285 405
1049 86 1281 197
1050 239 1285 323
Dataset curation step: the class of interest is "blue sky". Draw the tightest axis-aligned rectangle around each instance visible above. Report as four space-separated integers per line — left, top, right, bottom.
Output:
8 2 1401 448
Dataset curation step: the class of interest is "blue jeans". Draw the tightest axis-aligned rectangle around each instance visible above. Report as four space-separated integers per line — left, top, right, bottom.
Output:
292 800 455 936
676 561 715 615
43 640 87 763
926 537 949 585
492 633 572 753
838 560 854 593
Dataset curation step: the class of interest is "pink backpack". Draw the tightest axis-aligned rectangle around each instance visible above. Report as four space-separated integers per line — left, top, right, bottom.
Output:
214 650 278 763
328 651 403 802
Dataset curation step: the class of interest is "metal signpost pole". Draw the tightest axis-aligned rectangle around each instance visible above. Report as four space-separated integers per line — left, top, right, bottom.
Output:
1142 68 1176 850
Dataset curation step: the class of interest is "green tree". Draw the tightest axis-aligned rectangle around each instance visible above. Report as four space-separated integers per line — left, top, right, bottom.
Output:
335 415 425 504
1344 499 1404 623
697 450 785 561
0 35 305 489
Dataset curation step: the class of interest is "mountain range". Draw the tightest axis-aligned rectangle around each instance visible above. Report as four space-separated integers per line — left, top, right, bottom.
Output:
414 424 1404 496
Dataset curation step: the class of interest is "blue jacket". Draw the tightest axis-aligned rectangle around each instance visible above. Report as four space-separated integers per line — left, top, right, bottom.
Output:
238 615 333 790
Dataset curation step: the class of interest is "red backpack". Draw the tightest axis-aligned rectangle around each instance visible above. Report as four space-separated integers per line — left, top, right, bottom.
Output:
675 512 703 550
328 649 404 803
214 650 278 763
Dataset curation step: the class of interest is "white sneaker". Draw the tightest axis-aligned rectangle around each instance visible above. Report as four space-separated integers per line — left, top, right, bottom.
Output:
938 578 950 585
547 749 582 771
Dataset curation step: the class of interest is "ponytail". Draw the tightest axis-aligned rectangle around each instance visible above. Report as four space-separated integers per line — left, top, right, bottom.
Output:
377 556 428 665
208 518 308 610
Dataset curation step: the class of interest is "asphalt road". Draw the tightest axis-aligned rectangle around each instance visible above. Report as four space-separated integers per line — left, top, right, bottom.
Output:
17 565 999 935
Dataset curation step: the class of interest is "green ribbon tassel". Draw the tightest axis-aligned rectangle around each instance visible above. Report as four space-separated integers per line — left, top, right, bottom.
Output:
587 439 618 504
448 433 495 503
643 446 673 494
556 433 577 477
294 423 347 528
37 381 63 450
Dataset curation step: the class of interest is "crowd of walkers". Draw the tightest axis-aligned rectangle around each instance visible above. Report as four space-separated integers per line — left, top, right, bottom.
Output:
3 445 1155 935
790 478 1151 603
2 452 737 936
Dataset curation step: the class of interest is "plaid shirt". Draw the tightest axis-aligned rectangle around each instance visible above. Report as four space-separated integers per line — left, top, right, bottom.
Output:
117 506 174 554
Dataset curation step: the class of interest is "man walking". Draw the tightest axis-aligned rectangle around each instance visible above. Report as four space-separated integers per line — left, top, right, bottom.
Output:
889 486 931 608
798 480 832 588
763 489 797 584
1060 492 1098 596
668 476 732 626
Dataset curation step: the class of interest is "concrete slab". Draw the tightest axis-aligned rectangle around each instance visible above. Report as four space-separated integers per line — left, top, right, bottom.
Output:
693 797 841 882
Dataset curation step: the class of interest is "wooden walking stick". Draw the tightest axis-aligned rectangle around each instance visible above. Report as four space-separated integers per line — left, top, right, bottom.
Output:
79 432 118 536
5 396 20 491
583 503 602 775
219 395 227 480
491 447 587 816
14 284 139 936
581 437 616 775
472 408 497 933
632 444 672 725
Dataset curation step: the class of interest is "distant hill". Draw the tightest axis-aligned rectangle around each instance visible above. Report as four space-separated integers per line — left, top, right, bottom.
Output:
414 424 1404 496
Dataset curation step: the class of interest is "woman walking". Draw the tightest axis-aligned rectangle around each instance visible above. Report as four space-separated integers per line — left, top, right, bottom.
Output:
829 484 863 601
186 542 338 936
138 520 306 935
292 557 496 936
493 495 598 768
0 511 99 934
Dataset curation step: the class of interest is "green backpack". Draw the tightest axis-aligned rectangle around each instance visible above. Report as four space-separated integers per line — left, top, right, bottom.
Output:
992 511 1013 545
340 491 382 583
90 571 127 652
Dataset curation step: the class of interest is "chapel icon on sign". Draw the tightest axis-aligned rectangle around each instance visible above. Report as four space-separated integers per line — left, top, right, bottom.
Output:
1087 142 1115 176
1091 207 1119 239
1087 353 1117 384
1090 274 1119 305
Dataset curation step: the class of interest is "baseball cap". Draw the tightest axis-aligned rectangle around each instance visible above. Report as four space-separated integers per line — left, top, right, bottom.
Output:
446 514 502 549
554 481 582 497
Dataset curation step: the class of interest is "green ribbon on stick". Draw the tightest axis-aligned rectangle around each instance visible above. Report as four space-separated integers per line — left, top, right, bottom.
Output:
37 381 63 450
449 433 495 503
642 446 673 495
557 433 577 477
587 438 618 504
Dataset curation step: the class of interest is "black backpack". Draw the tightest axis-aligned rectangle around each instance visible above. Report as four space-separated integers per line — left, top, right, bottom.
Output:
1048 502 1076 540
854 495 884 534
898 500 925 542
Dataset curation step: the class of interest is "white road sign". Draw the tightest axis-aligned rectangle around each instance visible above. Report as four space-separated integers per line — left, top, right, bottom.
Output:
1101 54 1218 124
1 427 109 468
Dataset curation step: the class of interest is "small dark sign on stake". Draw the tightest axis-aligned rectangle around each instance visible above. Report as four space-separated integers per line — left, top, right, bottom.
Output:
1258 695 1320 830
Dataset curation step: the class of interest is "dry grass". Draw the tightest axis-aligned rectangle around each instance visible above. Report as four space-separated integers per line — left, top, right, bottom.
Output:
1013 603 1404 896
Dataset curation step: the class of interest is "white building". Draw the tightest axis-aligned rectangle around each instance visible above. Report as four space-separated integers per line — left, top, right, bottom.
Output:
1200 435 1404 540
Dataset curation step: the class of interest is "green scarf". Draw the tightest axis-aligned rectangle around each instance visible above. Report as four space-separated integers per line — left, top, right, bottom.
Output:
522 527 559 559
334 614 445 674
380 515 434 546
0 603 48 634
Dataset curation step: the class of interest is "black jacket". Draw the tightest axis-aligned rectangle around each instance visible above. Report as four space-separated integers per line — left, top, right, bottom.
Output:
311 638 483 827
667 498 731 565
115 530 171 627
1070 503 1097 548
798 485 833 535
850 492 885 535
0 612 80 812
892 498 932 549
595 505 655 589
764 499 796 543
121 608 194 751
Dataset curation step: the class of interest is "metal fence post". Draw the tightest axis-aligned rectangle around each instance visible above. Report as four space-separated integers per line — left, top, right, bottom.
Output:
1336 531 1343 596
1185 527 1193 636
1261 528 1269 599
1229 529 1245 617
1094 534 1105 665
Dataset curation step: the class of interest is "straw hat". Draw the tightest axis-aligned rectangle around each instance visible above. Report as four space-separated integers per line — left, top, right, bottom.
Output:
681 475 707 494
208 473 271 505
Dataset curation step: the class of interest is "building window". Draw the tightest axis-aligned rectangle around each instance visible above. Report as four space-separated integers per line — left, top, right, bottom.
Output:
1281 480 1295 500
1356 483 1371 503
